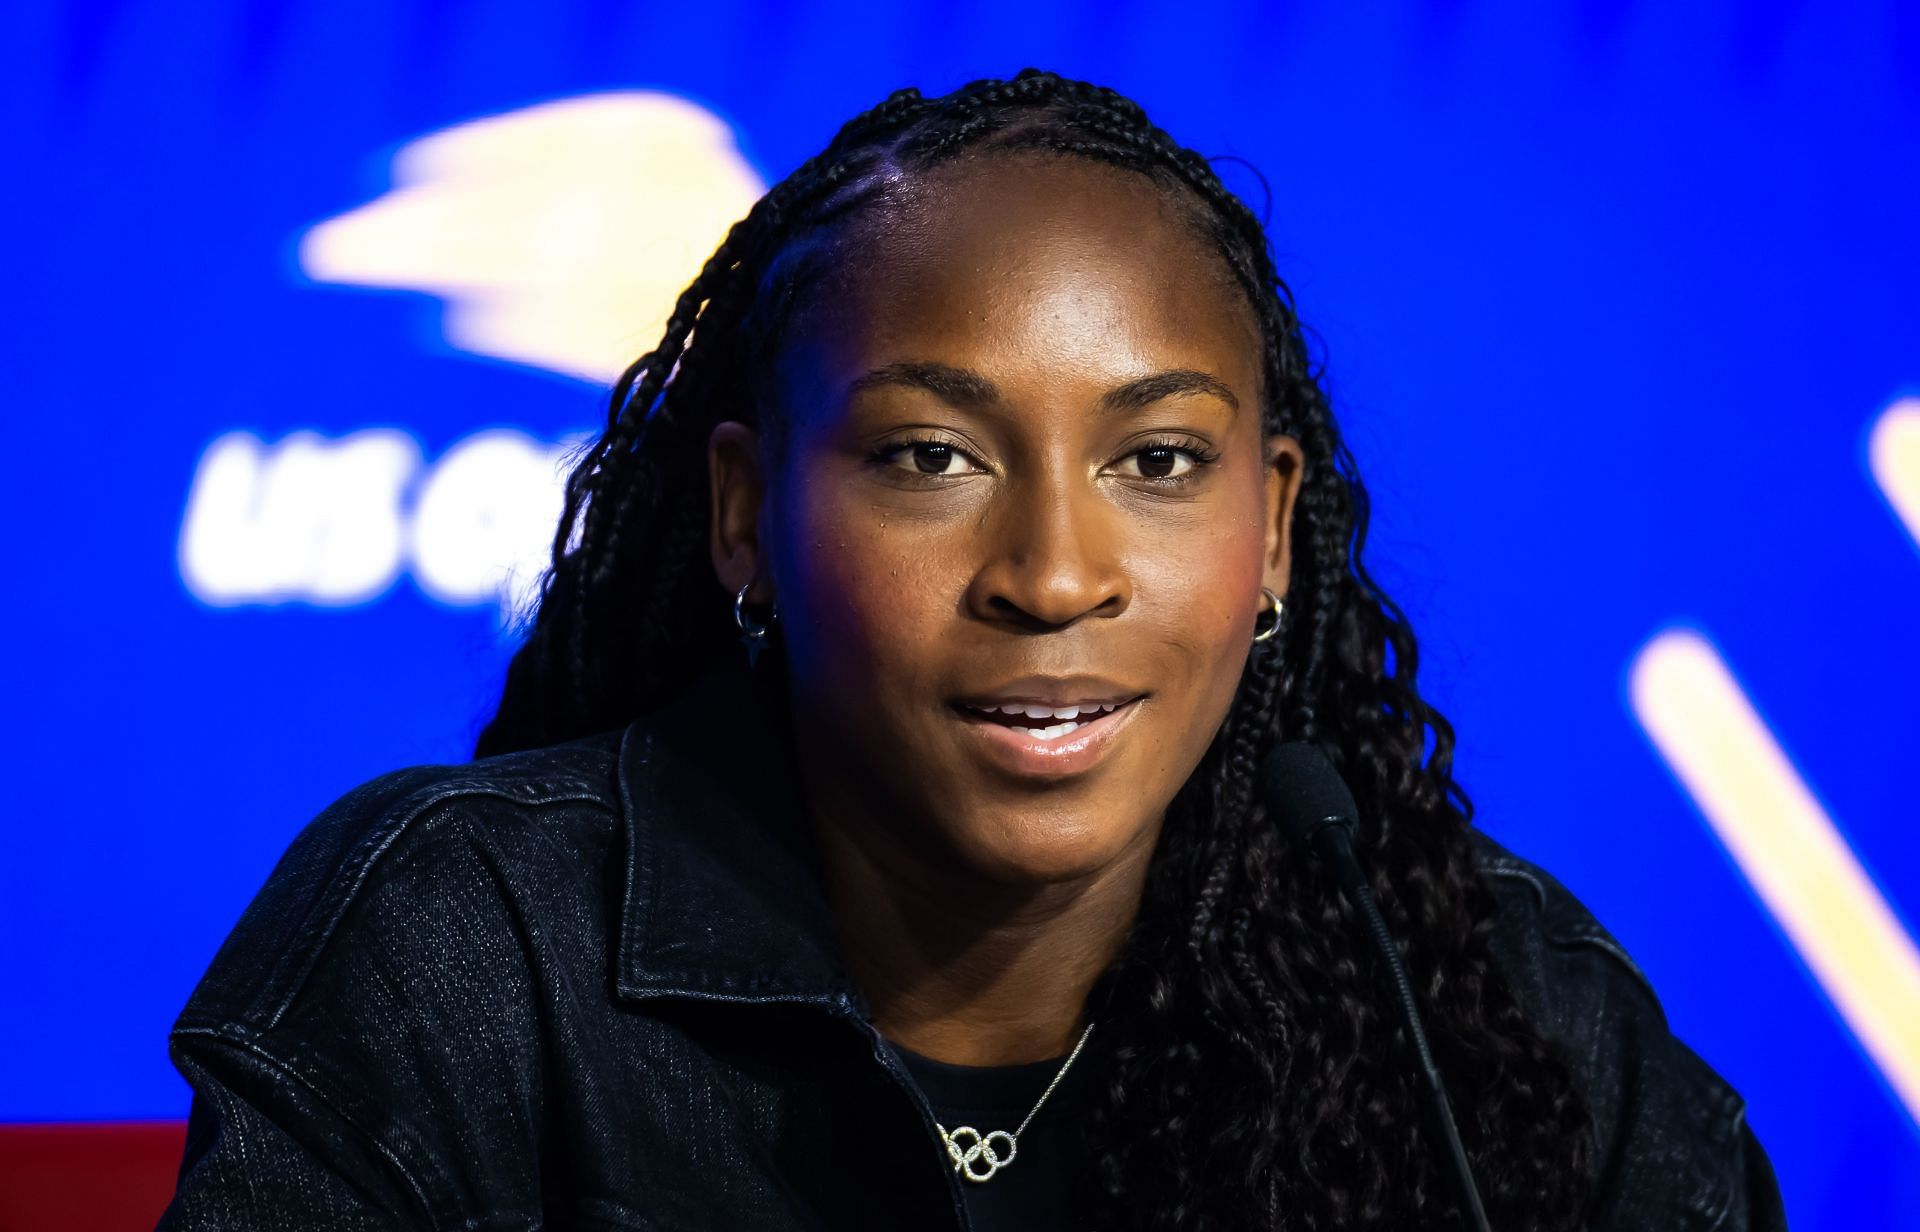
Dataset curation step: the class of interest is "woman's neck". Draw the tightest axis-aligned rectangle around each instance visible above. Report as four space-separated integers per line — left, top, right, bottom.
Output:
804 784 1160 1068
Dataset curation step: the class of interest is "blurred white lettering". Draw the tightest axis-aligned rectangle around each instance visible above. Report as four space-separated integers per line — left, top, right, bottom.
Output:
179 430 419 605
411 430 581 621
178 429 580 620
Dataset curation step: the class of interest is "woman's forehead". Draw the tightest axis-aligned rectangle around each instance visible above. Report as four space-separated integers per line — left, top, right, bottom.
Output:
778 156 1258 404
852 154 1223 290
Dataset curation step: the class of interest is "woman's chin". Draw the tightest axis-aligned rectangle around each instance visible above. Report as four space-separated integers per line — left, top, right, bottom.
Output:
942 810 1158 889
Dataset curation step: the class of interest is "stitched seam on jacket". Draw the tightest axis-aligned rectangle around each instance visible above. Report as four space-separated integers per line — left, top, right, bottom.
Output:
1478 861 1656 997
1697 1079 1747 1230
258 783 613 1031
616 726 660 988
172 1024 455 1230
1477 856 1547 911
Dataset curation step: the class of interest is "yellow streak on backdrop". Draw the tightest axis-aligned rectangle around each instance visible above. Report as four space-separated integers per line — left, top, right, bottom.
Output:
1871 398 1920 551
1631 629 1920 1128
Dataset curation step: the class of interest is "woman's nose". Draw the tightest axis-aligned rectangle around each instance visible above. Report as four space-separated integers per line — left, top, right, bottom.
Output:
964 474 1131 628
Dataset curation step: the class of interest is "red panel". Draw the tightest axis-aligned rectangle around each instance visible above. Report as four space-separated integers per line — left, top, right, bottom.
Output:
0 1122 186 1232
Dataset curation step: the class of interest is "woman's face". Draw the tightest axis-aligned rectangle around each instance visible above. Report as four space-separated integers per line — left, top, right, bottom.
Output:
710 155 1302 887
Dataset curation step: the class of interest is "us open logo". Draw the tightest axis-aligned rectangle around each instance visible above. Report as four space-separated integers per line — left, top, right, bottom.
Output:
177 92 764 622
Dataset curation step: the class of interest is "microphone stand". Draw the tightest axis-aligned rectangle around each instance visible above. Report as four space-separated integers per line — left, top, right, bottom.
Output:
1311 822 1492 1232
1263 742 1492 1232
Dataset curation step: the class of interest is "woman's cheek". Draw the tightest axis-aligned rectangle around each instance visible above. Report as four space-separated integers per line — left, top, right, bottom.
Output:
1130 522 1260 644
776 496 945 669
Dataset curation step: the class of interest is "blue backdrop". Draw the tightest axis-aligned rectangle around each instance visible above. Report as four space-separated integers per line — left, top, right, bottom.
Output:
6 1 1917 1226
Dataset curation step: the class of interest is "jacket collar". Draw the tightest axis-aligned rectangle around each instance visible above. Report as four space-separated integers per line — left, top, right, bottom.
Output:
611 657 869 1020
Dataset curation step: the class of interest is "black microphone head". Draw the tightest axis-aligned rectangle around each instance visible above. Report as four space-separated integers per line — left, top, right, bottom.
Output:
1259 742 1359 847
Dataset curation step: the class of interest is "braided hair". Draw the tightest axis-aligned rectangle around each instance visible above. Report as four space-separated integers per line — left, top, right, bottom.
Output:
478 70 1595 1230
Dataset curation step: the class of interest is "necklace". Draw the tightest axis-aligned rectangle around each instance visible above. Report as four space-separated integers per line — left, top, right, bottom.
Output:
935 1021 1095 1184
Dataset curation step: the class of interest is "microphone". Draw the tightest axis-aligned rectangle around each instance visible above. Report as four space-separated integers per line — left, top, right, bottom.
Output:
1259 742 1492 1232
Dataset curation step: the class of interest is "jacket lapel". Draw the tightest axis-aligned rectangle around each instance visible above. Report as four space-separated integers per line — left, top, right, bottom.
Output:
611 659 864 1017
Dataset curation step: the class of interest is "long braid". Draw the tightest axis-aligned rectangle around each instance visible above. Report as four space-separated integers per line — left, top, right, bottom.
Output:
477 70 1595 1230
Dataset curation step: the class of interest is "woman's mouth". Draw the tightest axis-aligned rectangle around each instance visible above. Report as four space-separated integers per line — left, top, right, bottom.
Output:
950 696 1145 778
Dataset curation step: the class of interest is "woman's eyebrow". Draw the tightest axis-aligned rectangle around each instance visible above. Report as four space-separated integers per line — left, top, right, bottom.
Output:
1101 369 1239 416
848 362 1238 415
849 361 1000 406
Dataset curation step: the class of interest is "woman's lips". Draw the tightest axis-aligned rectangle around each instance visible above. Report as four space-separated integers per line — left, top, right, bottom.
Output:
951 697 1145 779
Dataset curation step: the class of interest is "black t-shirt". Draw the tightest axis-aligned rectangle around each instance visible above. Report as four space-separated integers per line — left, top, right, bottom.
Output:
886 1039 1092 1232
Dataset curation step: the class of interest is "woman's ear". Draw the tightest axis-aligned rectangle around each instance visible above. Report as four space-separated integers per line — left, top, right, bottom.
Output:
708 421 767 598
1264 433 1306 598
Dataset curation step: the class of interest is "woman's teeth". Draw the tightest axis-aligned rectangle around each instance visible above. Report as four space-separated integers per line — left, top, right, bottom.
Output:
965 701 1123 740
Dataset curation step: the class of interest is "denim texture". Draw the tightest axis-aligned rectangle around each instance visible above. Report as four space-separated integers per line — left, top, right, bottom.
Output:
157 659 1787 1230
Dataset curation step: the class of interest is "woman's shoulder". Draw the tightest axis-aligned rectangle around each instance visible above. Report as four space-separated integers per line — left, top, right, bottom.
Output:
1466 828 1786 1230
1468 827 1660 1009
1466 825 1735 1111
161 729 641 1223
175 727 633 1040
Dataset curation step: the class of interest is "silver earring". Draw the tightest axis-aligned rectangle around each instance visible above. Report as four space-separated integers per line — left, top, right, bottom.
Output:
734 581 779 668
1251 586 1284 644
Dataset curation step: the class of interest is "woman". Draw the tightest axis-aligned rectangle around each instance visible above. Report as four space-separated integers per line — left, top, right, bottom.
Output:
159 71 1785 1230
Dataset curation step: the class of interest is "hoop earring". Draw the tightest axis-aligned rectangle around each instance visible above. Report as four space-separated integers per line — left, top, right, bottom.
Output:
733 581 779 668
1251 586 1284 644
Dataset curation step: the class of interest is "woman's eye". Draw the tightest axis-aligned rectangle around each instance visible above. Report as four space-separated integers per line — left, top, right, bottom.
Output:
1120 446 1199 481
880 440 984 477
874 439 1211 482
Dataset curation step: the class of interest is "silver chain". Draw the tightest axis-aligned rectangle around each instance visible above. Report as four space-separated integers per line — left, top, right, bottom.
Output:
936 1021 1095 1184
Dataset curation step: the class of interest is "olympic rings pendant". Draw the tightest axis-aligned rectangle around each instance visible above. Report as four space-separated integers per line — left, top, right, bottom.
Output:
937 1123 1018 1182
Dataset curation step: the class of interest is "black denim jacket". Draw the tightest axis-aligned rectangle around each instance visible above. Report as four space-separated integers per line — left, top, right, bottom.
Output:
157 660 1788 1230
